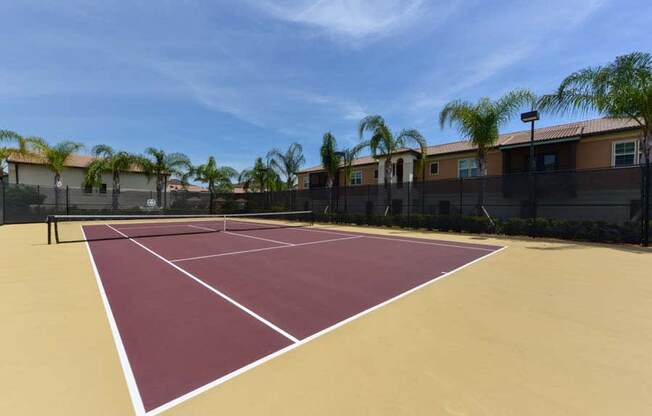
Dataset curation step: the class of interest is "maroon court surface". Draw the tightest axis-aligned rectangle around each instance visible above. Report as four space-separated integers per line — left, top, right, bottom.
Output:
83 220 503 414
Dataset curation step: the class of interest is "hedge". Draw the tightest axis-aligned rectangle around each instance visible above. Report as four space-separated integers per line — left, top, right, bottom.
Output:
313 213 646 244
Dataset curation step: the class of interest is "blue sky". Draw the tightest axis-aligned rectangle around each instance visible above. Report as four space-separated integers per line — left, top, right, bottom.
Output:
1 0 650 173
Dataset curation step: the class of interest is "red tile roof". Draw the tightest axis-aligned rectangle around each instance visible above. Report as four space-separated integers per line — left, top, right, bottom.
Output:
7 153 147 173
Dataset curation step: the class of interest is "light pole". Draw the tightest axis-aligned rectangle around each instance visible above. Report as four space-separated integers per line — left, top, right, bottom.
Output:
521 110 540 172
521 110 540 224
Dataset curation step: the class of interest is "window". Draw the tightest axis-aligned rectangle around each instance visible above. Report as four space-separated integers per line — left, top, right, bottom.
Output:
541 154 558 171
374 169 378 179
458 159 479 178
350 171 363 185
429 162 439 175
303 175 310 189
526 153 559 171
84 184 93 194
613 140 638 167
99 183 107 194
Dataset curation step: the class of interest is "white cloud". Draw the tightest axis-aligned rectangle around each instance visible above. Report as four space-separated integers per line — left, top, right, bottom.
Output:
249 0 428 38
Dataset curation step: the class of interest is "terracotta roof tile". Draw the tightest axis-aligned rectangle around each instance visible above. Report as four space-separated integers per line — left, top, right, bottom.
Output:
7 153 146 172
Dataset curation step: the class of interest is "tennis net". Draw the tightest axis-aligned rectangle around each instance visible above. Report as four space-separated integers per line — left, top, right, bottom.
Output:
47 210 314 244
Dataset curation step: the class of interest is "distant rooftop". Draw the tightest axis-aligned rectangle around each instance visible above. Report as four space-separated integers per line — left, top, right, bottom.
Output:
7 153 146 173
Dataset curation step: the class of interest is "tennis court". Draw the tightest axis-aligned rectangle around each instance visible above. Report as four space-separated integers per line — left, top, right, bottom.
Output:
65 212 504 414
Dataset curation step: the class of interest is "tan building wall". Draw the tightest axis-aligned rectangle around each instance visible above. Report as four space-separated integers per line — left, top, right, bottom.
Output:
297 130 642 187
7 163 157 191
576 131 642 170
338 164 377 186
416 150 502 181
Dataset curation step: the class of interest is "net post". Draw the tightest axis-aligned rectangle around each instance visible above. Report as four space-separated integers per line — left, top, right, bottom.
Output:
47 216 51 245
54 217 60 244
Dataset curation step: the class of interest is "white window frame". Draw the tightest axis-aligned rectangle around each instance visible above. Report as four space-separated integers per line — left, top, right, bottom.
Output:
612 139 639 167
429 161 439 176
302 175 310 189
458 158 479 178
350 170 363 186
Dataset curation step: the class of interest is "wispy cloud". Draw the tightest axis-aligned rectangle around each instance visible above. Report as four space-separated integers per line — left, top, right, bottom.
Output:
248 0 430 38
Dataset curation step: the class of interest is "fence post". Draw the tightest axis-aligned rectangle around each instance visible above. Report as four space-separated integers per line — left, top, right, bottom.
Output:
65 186 70 215
407 180 411 226
1 177 5 225
643 160 650 247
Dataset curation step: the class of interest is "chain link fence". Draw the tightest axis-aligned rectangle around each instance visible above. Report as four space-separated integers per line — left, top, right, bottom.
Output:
1 166 650 244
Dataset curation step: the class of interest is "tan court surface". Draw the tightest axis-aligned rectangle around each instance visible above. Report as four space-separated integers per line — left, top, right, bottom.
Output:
1 221 651 415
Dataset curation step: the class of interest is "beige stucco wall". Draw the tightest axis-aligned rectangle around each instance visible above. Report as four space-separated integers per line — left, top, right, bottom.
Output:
338 164 378 186
7 163 157 191
298 130 643 187
576 131 642 170
418 149 502 181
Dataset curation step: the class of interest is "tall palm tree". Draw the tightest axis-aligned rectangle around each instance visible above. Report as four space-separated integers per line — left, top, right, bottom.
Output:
84 145 140 210
439 89 533 214
194 156 237 213
140 148 192 208
539 52 652 246
238 157 278 192
267 142 305 189
320 132 341 212
239 157 278 208
358 116 428 214
30 138 84 211
0 130 31 178
341 142 369 213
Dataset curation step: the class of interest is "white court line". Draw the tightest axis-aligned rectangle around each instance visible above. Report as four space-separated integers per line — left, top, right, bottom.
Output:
288 226 496 252
113 223 209 231
171 236 363 263
224 230 294 246
147 245 509 416
188 224 218 232
81 226 146 416
105 224 300 344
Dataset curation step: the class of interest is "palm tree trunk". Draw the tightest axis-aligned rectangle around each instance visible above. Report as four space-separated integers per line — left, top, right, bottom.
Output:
209 179 214 214
385 158 392 214
477 150 487 216
156 174 163 207
112 171 120 211
53 173 60 212
421 163 426 214
328 175 333 214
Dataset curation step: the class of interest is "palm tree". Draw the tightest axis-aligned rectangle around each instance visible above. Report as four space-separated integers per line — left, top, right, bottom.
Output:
320 132 341 212
341 142 369 213
0 130 31 177
539 52 652 246
267 142 305 189
439 89 533 214
358 116 428 214
239 157 277 208
84 145 140 210
30 138 84 211
194 156 237 213
140 148 192 208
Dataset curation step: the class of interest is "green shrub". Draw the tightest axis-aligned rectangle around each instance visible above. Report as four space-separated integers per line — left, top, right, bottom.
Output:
311 211 642 244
